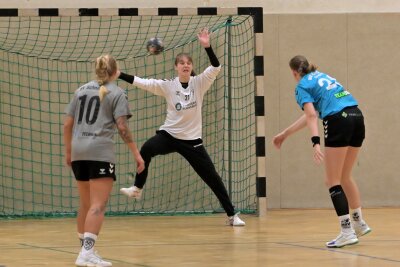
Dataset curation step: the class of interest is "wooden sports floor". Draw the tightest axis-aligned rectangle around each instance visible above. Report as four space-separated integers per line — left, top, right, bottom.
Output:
0 208 399 267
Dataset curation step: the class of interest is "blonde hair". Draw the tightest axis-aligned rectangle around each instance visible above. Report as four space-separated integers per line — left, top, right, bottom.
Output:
95 55 118 101
289 55 318 77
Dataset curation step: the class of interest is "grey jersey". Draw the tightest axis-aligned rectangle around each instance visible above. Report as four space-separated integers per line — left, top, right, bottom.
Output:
65 81 132 163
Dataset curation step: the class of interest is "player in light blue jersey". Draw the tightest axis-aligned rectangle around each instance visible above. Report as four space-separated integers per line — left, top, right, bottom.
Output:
295 70 358 119
64 55 145 267
273 55 371 248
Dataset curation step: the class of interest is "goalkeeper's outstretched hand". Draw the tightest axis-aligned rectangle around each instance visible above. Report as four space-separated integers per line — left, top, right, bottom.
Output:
198 28 211 48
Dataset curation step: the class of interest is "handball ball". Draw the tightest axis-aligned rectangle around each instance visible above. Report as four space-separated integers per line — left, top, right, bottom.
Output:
146 37 164 55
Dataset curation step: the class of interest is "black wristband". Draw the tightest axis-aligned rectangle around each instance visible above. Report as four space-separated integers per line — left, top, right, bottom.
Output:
119 72 135 84
311 136 320 147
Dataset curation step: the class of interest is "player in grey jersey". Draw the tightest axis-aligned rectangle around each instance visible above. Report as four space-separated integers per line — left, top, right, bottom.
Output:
64 55 144 267
118 28 245 226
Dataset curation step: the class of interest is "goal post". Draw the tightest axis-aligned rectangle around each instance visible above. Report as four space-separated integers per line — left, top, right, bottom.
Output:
0 7 266 217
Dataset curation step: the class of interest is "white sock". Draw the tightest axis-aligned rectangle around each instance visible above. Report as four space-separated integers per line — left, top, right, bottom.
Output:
78 233 84 247
338 214 353 233
81 232 97 255
351 207 364 224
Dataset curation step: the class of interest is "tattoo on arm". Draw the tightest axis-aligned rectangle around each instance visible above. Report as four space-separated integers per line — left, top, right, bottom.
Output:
116 116 133 143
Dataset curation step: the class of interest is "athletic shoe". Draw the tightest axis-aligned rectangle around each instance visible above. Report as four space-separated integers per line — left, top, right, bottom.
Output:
75 251 112 267
326 231 359 248
75 252 87 266
353 221 372 237
227 212 246 226
120 186 142 199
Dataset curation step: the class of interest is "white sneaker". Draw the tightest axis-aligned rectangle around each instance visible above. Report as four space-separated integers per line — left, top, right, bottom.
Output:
353 221 371 237
227 212 245 226
75 251 112 267
75 252 87 267
120 186 142 199
326 231 358 248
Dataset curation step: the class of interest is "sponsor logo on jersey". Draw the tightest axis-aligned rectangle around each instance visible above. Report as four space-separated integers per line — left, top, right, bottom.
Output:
82 132 97 137
182 101 197 110
334 90 350 98
175 103 182 111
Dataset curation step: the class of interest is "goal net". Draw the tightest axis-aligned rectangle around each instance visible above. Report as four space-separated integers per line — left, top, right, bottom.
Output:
0 13 256 217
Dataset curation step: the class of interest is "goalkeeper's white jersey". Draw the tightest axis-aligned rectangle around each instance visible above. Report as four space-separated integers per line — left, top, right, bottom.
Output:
133 65 221 140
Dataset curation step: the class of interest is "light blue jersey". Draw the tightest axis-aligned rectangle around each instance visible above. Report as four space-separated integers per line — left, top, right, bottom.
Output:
295 71 358 119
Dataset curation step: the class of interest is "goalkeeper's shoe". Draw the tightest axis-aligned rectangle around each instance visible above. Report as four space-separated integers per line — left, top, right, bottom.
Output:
120 186 142 199
227 212 246 226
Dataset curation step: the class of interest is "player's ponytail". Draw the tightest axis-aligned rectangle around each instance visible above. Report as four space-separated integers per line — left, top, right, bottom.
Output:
306 63 318 73
98 84 109 102
95 55 118 101
289 55 318 77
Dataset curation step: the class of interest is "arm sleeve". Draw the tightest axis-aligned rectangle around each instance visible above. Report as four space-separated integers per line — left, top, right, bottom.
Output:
119 72 135 84
195 65 221 94
133 77 165 96
205 46 220 67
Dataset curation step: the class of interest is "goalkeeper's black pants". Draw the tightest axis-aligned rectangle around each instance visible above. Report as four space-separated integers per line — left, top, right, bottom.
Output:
134 130 236 216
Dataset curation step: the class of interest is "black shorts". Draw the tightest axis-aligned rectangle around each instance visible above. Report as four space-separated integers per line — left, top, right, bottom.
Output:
71 160 116 181
323 106 365 147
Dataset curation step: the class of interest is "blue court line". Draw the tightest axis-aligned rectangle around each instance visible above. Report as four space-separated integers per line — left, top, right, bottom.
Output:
276 242 400 264
18 243 152 267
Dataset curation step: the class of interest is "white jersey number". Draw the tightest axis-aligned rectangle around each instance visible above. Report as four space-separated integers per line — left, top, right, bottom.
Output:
318 75 342 91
